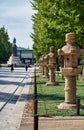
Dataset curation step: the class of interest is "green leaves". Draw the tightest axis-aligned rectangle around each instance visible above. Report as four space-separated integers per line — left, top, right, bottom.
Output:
0 26 12 62
31 0 84 60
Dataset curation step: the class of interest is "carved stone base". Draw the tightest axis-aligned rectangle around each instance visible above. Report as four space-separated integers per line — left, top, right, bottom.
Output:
7 55 22 66
58 102 76 109
46 81 57 86
43 75 49 78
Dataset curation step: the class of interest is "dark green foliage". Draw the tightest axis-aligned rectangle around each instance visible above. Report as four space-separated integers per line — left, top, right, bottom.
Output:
31 0 84 60
0 26 12 63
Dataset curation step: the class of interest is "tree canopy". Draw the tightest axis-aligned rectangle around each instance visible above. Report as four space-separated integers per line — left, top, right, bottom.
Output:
0 26 12 63
31 0 84 60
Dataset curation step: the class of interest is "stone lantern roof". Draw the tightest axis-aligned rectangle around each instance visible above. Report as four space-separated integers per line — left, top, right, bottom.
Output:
58 33 80 56
63 33 80 54
62 43 80 54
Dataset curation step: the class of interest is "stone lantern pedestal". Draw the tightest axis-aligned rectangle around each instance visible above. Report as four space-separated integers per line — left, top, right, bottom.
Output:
7 40 22 66
7 55 22 66
58 68 81 109
46 46 57 86
57 33 81 109
46 64 56 85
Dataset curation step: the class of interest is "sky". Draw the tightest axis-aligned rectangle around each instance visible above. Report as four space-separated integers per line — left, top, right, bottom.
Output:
0 0 35 49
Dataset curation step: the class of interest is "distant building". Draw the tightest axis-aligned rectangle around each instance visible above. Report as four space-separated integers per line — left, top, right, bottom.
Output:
17 48 35 64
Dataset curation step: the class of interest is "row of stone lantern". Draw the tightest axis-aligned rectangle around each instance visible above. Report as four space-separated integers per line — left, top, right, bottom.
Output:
38 46 57 86
37 32 84 109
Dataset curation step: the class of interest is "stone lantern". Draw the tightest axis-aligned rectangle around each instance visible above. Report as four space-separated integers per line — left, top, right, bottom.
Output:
43 54 49 78
38 55 44 76
37 58 42 72
46 46 57 86
57 33 81 109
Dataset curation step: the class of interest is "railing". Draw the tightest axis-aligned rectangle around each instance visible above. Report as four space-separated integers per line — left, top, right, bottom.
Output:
34 66 38 130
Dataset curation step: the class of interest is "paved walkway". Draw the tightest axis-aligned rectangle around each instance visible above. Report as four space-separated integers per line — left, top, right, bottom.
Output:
0 67 34 130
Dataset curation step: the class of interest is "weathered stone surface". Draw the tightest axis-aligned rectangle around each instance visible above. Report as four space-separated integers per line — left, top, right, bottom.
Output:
57 33 81 109
38 55 44 76
61 68 81 76
46 46 57 86
43 54 49 78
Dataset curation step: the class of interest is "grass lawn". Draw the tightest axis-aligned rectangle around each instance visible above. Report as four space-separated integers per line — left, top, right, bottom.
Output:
36 71 84 117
